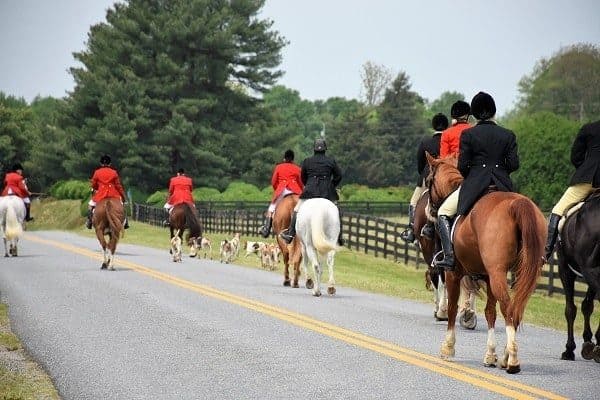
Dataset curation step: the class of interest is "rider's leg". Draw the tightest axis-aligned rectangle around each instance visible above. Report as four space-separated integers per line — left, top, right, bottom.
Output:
545 183 593 260
434 188 459 271
23 198 33 221
280 199 303 244
260 204 275 238
401 186 422 243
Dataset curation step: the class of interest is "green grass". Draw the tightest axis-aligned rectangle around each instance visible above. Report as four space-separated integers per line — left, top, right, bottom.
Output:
28 199 599 333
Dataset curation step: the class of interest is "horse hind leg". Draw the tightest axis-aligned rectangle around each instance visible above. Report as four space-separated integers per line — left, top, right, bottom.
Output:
326 251 336 295
435 275 448 321
3 238 8 257
440 272 461 360
483 285 499 367
580 287 596 360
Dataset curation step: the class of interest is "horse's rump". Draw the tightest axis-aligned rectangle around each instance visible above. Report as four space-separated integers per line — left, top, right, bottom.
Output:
95 198 124 237
0 196 25 240
297 198 339 256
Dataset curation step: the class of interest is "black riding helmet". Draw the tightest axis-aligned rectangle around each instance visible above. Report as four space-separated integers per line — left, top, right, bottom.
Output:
100 154 111 165
314 138 327 152
471 91 496 120
11 163 24 172
431 113 449 131
450 100 470 119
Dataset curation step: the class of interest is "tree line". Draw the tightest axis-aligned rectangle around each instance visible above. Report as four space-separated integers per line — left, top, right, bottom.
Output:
0 0 598 211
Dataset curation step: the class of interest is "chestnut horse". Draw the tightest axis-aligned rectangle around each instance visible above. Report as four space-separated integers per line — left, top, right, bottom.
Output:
169 203 203 259
272 194 310 289
425 153 546 373
415 192 480 328
93 198 125 270
556 190 600 362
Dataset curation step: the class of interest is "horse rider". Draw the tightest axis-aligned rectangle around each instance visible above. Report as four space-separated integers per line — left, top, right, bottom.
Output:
544 119 600 261
434 92 520 270
280 138 343 245
259 149 303 238
401 113 448 243
86 154 129 229
163 168 195 227
1 163 34 221
440 100 471 158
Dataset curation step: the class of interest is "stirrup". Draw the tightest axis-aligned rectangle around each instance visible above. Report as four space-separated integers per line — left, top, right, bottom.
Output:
400 228 415 243
279 230 294 244
420 224 434 240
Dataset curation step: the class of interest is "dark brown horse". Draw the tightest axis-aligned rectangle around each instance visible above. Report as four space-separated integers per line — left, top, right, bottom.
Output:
272 194 311 289
556 191 600 362
426 153 546 373
93 198 125 270
169 203 203 260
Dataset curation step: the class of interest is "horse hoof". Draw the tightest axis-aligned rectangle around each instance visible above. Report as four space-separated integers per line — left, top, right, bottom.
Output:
306 279 314 290
561 351 575 361
460 310 477 330
483 354 498 367
312 291 321 297
292 282 299 288
283 280 291 287
189 255 196 258
592 345 600 363
506 364 521 374
4 254 8 258
440 346 455 359
101 263 107 270
581 341 595 360
327 286 336 295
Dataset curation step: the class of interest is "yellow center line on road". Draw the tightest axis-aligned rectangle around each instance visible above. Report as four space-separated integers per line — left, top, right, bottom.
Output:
26 234 568 400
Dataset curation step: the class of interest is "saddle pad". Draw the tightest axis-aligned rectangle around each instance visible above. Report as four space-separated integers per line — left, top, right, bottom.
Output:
558 202 584 232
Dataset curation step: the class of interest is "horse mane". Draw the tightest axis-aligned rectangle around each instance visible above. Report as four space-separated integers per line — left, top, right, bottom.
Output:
430 156 463 198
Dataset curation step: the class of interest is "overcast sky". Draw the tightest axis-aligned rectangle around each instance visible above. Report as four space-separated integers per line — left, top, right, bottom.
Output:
0 0 598 115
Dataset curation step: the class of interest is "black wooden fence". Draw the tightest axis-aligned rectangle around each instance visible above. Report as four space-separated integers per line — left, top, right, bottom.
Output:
133 202 588 299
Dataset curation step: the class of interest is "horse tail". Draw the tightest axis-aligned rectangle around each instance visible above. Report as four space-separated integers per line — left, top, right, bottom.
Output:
311 208 337 255
105 199 123 238
183 203 202 238
507 197 544 328
4 202 23 240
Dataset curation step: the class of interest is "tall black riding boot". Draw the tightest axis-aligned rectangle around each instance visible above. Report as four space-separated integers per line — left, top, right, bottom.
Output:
25 203 34 221
544 213 561 261
123 217 129 229
162 209 171 227
280 211 298 244
337 208 344 246
400 205 416 243
260 216 273 238
433 215 455 271
86 208 93 229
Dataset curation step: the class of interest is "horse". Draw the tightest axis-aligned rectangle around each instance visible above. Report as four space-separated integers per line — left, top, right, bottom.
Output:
555 190 600 363
295 198 339 297
169 203 203 259
0 196 26 257
425 153 546 373
414 191 481 328
272 194 310 289
93 198 125 270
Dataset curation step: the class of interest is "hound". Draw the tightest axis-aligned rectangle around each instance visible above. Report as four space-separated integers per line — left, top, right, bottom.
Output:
199 237 213 259
220 239 234 264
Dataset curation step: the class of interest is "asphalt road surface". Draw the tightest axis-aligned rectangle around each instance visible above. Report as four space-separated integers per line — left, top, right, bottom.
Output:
0 231 597 399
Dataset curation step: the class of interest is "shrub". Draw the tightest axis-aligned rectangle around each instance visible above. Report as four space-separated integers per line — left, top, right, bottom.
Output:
146 190 168 206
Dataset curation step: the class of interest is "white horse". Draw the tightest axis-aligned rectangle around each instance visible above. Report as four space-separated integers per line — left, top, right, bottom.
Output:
0 196 26 257
296 198 340 297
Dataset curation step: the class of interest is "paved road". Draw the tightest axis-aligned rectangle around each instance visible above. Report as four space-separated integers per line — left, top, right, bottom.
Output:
0 231 596 399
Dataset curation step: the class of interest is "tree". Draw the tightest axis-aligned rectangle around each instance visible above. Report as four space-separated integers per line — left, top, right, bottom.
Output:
517 43 600 122
425 91 465 121
359 61 393 107
63 0 287 192
0 93 32 174
508 111 580 209
376 72 428 186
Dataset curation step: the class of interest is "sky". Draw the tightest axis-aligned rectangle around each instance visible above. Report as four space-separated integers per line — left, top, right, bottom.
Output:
0 0 598 115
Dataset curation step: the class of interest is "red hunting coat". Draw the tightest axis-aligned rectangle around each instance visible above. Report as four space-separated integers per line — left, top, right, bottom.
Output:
90 167 126 202
1 172 30 198
270 162 303 202
440 122 471 158
167 175 194 205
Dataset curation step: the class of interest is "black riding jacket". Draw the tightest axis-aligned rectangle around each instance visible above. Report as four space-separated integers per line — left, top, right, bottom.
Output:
299 152 342 201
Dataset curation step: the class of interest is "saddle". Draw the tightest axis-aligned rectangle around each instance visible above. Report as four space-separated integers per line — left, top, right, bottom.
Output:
557 188 600 232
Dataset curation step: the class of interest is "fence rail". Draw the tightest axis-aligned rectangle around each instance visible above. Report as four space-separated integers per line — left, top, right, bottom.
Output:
133 203 587 300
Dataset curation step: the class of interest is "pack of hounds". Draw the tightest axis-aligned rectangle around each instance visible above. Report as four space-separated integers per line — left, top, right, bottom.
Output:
171 232 281 270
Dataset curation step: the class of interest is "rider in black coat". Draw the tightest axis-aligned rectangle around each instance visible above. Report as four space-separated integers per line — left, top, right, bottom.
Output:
434 92 519 270
544 119 600 260
280 138 343 245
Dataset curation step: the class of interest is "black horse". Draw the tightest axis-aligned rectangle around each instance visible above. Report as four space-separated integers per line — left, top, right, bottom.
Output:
556 191 600 362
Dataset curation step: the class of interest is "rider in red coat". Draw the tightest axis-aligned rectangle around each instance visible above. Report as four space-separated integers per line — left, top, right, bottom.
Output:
86 154 128 229
2 163 34 221
259 149 303 237
163 168 195 226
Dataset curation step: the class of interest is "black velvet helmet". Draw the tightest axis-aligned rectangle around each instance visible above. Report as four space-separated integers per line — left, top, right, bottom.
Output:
471 92 496 120
100 154 111 165
450 100 470 119
431 113 449 131
11 163 24 172
284 149 295 161
314 138 327 152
